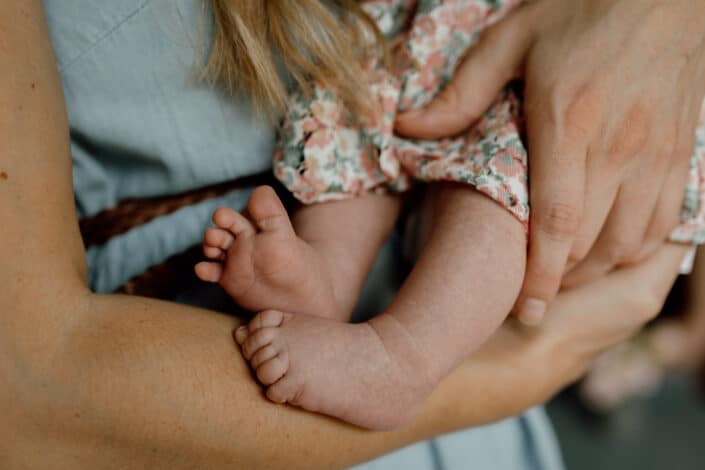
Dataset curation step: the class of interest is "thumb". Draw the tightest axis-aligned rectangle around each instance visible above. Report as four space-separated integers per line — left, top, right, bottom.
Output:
395 7 535 140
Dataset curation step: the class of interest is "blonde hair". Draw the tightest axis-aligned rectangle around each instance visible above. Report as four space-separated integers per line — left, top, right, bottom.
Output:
204 0 383 116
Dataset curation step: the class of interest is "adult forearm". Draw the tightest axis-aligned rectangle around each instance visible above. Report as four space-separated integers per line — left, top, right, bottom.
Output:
3 290 565 470
6 293 385 470
7 245 682 470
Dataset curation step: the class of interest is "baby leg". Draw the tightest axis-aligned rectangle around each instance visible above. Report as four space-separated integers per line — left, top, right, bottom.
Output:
236 184 526 430
195 186 400 320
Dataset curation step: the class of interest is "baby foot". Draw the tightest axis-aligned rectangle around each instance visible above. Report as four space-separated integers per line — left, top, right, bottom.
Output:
234 309 434 430
195 186 337 318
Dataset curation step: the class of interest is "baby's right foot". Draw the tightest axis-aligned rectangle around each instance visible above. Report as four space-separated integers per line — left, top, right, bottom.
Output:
194 186 338 318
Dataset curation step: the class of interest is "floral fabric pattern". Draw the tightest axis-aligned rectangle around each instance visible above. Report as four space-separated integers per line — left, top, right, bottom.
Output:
273 0 705 243
671 104 705 244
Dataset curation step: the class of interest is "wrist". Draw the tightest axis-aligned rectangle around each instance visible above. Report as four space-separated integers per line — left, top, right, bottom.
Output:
526 320 595 393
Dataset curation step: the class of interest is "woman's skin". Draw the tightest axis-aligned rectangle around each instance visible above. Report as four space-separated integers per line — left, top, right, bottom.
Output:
396 0 705 325
0 1 691 468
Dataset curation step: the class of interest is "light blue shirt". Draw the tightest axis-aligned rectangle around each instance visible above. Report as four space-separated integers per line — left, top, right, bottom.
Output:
45 1 564 468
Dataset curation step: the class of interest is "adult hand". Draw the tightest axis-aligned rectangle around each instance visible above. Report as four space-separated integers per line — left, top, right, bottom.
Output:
395 0 705 324
429 242 688 434
531 243 688 378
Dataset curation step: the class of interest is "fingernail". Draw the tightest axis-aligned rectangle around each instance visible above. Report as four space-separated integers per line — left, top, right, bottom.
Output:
518 298 546 326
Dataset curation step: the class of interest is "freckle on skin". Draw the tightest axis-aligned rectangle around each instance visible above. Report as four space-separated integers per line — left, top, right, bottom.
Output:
0 172 8 181
31 83 36 90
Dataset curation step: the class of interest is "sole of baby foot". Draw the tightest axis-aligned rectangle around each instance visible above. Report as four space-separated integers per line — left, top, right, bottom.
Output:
195 186 338 318
234 310 434 431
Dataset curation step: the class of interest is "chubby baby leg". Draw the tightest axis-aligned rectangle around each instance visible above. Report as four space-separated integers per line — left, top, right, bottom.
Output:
236 184 526 430
387 184 527 381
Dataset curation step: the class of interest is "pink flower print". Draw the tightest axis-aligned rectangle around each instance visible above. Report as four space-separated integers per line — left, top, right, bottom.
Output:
301 118 319 133
414 16 436 36
490 148 525 178
391 46 414 79
455 4 486 33
418 51 446 90
360 143 383 177
306 128 334 149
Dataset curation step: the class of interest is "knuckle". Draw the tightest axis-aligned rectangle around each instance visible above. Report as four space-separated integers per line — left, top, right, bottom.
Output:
606 103 653 166
561 81 604 143
537 202 581 240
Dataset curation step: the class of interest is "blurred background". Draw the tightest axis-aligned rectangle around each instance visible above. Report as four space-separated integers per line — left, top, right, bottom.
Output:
546 250 705 470
548 377 705 470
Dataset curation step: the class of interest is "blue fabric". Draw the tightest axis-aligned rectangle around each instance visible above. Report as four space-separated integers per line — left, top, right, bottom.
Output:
352 408 563 470
46 0 274 291
44 1 565 468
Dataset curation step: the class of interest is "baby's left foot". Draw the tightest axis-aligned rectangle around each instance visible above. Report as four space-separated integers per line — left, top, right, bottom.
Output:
194 186 338 318
235 310 434 430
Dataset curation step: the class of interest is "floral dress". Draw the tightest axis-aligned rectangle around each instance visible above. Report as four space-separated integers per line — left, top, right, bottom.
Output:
273 0 705 244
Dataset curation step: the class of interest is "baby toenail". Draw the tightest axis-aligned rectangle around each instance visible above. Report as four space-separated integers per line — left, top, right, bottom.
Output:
234 326 249 343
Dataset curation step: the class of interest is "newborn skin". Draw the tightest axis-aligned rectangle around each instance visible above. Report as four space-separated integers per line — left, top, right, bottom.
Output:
195 188 338 319
196 186 526 430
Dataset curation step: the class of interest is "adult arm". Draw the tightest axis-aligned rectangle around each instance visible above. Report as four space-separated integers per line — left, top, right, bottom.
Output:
0 2 686 469
0 3 540 467
396 0 705 323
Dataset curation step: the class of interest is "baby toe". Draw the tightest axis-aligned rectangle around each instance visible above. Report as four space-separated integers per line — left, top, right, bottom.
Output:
250 344 280 369
266 373 301 405
248 310 286 331
233 325 249 345
256 353 289 386
194 262 223 283
213 207 255 238
241 327 279 360
203 245 225 260
204 227 234 251
247 186 294 235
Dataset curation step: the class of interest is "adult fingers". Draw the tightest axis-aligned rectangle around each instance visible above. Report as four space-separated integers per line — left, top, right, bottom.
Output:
639 136 696 258
543 242 688 361
639 91 703 258
394 5 535 139
515 85 591 325
563 149 621 272
563 139 673 287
